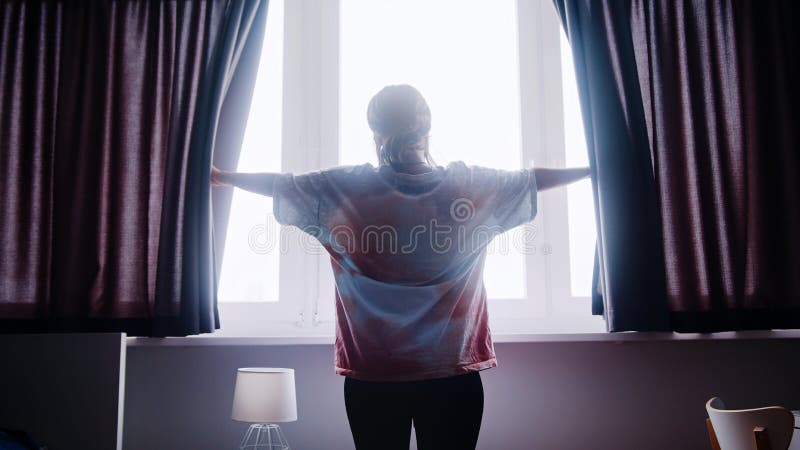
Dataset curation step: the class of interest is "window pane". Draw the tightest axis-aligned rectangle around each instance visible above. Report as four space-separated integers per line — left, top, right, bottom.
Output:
340 0 525 299
560 29 597 298
218 0 284 302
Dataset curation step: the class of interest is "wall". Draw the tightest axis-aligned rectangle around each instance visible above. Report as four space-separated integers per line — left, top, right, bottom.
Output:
123 338 800 450
0 333 126 450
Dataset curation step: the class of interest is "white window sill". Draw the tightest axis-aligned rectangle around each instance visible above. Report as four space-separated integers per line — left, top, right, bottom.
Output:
126 329 800 347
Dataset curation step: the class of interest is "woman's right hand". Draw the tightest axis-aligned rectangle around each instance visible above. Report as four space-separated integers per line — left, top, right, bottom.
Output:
211 165 227 187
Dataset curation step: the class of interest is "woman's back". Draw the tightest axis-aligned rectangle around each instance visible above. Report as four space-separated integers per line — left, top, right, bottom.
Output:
271 160 538 381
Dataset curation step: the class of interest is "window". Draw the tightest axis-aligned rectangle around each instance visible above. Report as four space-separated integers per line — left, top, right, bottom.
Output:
217 0 604 336
340 0 527 301
218 0 285 304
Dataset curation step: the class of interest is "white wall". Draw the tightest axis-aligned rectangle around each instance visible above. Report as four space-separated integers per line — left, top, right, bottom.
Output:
123 338 800 450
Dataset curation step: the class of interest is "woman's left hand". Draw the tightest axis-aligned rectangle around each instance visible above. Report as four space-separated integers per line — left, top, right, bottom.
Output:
211 166 227 187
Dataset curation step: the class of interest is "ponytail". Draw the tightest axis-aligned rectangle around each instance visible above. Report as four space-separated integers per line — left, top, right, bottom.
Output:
378 130 432 168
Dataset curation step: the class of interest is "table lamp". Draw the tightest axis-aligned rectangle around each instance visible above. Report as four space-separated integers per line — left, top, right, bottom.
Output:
231 368 298 450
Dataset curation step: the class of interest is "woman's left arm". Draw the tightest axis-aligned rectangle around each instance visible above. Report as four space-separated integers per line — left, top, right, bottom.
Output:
532 167 590 191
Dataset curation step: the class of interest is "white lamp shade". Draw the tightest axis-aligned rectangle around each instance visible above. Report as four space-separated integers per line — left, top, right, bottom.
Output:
231 368 298 423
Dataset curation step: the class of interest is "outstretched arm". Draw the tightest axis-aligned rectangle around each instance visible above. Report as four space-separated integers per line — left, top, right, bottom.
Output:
533 167 590 191
211 166 279 197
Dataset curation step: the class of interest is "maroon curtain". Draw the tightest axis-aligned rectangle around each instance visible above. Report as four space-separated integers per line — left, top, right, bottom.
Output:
555 0 800 331
642 0 800 331
0 0 267 336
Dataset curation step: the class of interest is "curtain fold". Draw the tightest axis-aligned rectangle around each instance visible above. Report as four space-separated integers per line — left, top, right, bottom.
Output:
554 0 800 331
0 0 268 336
553 0 671 331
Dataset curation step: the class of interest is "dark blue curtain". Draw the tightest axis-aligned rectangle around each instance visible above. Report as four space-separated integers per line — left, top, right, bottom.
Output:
0 0 268 336
553 0 670 331
554 0 800 331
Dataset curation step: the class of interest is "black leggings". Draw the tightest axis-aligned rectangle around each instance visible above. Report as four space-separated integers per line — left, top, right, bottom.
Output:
344 371 484 450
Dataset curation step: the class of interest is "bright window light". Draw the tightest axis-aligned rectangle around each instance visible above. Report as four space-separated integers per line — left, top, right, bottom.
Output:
218 0 284 302
560 28 596 298
340 0 525 299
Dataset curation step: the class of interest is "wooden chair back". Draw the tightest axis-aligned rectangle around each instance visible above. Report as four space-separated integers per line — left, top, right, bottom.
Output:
706 397 794 450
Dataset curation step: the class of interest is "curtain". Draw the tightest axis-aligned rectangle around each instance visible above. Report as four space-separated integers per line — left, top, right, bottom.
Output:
0 0 268 336
554 0 800 331
553 0 671 331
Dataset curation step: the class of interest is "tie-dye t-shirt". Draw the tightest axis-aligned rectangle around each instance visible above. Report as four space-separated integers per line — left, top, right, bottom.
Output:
272 161 538 381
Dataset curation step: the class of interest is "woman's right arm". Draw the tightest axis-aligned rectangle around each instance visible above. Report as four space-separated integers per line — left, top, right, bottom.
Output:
211 166 279 197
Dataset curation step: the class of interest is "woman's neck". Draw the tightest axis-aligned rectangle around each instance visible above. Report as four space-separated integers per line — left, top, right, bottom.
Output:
385 149 433 174
386 160 433 174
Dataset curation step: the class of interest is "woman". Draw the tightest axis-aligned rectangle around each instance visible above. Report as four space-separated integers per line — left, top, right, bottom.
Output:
212 84 589 449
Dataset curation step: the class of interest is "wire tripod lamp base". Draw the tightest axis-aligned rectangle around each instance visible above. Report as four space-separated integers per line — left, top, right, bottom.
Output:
239 423 290 450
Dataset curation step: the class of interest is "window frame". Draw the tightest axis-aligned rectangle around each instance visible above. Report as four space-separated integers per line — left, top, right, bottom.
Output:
517 0 595 319
217 0 602 338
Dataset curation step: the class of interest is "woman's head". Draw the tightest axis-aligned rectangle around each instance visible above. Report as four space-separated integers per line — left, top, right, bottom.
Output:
367 84 434 168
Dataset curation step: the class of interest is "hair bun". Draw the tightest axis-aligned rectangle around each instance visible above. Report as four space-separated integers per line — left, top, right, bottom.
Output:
366 85 434 168
367 85 431 137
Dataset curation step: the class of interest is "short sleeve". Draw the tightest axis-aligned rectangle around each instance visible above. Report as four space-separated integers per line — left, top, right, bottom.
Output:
272 171 326 234
472 166 538 232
